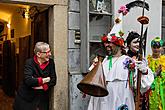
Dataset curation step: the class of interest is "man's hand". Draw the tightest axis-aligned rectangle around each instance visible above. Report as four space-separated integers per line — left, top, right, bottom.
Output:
33 86 43 89
43 77 50 84
88 57 98 71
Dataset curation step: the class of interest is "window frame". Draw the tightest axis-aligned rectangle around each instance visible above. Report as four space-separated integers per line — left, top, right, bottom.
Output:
80 0 113 73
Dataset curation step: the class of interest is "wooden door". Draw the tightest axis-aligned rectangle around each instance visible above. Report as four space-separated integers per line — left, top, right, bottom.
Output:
17 36 32 90
31 9 49 45
3 40 16 96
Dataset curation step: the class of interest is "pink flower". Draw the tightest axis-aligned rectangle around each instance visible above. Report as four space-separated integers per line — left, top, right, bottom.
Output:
118 5 128 15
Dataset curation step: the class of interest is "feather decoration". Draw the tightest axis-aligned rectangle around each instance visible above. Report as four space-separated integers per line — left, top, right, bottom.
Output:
126 0 149 12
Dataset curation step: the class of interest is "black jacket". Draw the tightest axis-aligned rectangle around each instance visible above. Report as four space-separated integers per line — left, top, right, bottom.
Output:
13 58 56 110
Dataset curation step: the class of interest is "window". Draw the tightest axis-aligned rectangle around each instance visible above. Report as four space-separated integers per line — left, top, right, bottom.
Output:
80 0 113 73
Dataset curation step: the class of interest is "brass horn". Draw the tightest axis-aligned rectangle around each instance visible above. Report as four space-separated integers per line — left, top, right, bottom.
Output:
77 57 108 97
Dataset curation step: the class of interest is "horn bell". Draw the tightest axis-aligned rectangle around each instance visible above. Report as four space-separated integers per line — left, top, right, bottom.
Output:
77 58 109 97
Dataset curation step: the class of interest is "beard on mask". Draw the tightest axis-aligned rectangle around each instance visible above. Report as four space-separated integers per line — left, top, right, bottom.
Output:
105 46 112 56
106 45 121 56
111 46 121 56
106 50 112 56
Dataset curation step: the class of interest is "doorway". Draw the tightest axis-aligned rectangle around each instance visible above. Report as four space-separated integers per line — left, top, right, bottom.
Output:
0 2 50 110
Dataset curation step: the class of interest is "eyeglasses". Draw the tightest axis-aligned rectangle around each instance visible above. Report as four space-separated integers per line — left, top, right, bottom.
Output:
40 50 51 55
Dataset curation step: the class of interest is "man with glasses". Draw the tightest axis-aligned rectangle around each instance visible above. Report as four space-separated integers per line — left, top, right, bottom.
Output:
13 42 57 110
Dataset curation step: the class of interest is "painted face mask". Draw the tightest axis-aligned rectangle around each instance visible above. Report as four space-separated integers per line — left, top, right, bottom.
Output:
130 38 139 53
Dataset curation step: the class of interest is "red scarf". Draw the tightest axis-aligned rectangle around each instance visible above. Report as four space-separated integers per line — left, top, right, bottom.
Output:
34 55 49 70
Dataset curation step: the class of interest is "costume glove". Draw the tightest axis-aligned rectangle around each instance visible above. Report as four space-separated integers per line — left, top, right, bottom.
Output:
135 61 148 73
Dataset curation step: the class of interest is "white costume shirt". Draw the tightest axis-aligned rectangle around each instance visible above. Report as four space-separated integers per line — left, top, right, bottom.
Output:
87 55 154 110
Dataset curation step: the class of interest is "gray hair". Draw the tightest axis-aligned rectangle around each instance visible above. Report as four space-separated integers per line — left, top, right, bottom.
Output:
34 42 50 54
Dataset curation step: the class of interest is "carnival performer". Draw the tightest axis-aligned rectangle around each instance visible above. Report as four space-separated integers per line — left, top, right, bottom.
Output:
147 37 165 110
87 33 154 110
126 31 140 59
88 35 114 71
126 31 152 110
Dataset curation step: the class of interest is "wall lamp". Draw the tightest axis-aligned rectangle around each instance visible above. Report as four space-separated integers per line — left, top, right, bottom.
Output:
19 6 39 20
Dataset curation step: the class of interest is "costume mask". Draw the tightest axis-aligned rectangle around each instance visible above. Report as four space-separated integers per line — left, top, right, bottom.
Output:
104 42 112 56
110 43 120 56
130 38 139 53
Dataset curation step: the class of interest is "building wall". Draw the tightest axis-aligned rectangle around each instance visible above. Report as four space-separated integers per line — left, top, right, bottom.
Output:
51 5 68 110
68 0 90 110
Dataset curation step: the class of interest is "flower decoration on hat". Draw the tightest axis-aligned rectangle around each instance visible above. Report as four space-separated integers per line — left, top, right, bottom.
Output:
119 30 124 37
118 5 128 16
110 35 125 47
101 35 108 42
115 17 121 24
107 13 124 39
107 10 125 47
